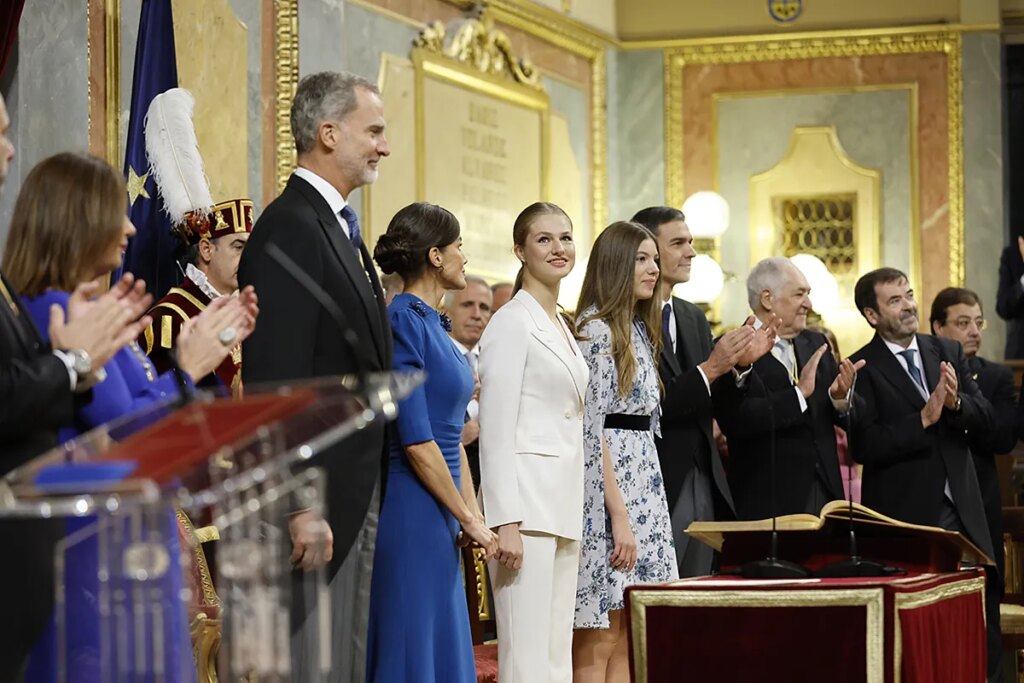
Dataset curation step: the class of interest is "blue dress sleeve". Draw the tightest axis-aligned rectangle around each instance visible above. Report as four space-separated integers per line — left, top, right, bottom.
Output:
22 292 191 432
390 307 435 446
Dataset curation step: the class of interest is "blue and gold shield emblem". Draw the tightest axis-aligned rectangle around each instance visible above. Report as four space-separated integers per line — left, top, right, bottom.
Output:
768 0 803 23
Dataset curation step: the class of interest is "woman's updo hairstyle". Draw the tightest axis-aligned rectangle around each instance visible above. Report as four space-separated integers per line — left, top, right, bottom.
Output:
373 202 461 281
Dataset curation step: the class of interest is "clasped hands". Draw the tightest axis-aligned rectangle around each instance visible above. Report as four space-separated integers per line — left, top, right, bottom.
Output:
921 361 960 428
700 314 781 383
458 514 498 561
793 344 866 401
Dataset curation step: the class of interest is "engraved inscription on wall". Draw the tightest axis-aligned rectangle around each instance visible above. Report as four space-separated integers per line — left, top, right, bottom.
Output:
423 77 544 283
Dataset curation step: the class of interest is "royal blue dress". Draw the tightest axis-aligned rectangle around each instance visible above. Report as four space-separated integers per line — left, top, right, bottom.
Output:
366 293 477 683
21 290 194 683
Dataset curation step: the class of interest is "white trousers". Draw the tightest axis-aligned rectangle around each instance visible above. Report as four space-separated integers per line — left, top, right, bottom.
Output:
488 532 581 683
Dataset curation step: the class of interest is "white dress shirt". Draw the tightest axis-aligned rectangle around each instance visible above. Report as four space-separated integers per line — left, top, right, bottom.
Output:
293 167 352 239
452 338 480 421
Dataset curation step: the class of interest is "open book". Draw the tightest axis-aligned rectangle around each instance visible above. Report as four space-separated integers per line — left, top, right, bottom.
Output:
686 500 992 566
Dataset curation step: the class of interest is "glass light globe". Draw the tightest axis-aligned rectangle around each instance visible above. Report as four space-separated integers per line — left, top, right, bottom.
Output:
674 254 725 304
681 191 730 238
789 253 840 314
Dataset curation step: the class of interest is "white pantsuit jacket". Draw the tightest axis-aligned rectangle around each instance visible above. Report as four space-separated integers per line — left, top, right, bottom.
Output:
478 289 589 540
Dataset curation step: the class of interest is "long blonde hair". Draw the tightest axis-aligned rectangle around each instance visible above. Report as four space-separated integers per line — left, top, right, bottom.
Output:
576 221 662 397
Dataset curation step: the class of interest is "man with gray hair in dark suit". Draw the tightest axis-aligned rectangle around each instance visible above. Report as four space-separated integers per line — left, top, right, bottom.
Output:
239 70 391 682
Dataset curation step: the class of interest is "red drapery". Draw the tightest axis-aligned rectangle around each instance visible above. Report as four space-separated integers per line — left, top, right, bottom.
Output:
0 0 25 79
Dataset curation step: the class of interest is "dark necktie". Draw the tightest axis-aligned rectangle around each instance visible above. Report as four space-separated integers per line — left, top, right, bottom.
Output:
339 204 362 251
661 302 673 353
898 349 928 395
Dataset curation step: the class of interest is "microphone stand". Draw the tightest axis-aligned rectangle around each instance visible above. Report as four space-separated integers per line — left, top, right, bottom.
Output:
740 369 811 579
815 379 894 577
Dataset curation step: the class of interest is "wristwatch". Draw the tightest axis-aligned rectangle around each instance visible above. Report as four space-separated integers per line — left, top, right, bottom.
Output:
66 349 92 378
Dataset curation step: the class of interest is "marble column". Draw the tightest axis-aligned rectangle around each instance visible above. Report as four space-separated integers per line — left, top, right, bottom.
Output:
962 31 1006 359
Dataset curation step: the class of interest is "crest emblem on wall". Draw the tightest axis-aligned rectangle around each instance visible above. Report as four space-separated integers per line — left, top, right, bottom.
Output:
768 0 803 23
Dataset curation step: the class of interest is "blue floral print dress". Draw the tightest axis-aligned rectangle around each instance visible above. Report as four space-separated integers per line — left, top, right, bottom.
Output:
573 308 679 630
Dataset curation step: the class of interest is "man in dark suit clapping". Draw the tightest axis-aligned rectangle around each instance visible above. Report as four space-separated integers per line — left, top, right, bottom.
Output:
850 268 1000 681
238 71 392 683
632 207 776 576
713 257 863 521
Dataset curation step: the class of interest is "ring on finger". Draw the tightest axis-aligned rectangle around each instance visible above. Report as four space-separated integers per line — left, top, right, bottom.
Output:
218 326 238 346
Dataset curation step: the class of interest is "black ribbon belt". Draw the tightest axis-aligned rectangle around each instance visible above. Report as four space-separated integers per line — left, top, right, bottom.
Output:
604 414 651 431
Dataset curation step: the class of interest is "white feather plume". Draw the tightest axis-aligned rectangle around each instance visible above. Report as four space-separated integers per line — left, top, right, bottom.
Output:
144 88 214 224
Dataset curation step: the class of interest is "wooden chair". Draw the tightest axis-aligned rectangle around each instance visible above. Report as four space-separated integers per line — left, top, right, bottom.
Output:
462 545 498 682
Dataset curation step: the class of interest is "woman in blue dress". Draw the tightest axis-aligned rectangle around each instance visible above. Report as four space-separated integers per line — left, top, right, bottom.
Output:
368 202 498 683
1 152 258 682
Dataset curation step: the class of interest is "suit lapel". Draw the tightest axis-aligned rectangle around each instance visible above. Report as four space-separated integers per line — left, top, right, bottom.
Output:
673 298 702 368
0 273 41 354
918 334 941 392
865 333 926 409
289 177 386 366
517 291 587 403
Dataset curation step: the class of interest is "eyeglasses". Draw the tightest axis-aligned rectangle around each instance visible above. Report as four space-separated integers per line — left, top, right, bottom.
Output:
949 317 987 331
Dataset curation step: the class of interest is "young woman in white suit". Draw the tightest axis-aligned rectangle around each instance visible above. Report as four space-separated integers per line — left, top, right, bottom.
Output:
478 202 589 683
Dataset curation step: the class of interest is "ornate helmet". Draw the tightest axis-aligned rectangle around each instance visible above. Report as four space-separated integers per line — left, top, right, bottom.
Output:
144 88 254 247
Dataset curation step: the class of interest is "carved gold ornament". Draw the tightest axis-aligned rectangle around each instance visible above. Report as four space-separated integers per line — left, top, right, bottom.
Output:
414 16 541 89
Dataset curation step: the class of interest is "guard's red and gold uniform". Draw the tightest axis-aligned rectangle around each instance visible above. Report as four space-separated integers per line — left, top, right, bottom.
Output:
139 198 254 396
140 276 242 393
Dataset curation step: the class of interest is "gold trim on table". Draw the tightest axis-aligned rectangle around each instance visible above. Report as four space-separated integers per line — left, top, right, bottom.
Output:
628 586 885 683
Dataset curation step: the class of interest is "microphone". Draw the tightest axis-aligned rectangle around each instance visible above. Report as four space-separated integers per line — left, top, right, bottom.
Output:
739 367 811 579
263 243 372 390
815 377 896 577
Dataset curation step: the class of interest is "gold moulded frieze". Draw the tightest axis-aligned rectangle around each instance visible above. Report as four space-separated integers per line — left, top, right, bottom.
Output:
663 27 965 286
414 15 542 89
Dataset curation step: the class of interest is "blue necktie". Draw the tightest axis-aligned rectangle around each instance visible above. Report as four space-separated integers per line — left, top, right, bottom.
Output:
661 303 673 352
898 349 927 395
339 204 362 251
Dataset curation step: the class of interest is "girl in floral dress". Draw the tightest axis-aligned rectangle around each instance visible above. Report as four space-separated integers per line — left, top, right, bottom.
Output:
572 221 679 683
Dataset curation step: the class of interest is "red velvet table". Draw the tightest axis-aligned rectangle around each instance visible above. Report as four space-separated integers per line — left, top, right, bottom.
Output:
625 571 986 683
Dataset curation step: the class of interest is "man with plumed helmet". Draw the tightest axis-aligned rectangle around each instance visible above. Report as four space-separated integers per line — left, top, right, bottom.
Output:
136 88 253 395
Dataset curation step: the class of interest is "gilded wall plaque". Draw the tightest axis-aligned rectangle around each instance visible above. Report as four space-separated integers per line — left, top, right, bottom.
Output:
369 16 550 287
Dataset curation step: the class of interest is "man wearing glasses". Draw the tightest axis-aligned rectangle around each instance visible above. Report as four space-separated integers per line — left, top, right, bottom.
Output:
930 287 1016 638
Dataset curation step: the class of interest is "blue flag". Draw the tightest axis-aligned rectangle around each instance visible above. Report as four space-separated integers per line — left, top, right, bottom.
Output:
118 0 179 300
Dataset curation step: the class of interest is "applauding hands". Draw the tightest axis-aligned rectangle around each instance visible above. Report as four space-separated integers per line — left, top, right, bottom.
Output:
700 314 780 383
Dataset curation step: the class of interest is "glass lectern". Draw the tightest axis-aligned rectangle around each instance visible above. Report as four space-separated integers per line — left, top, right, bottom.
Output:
0 373 420 683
